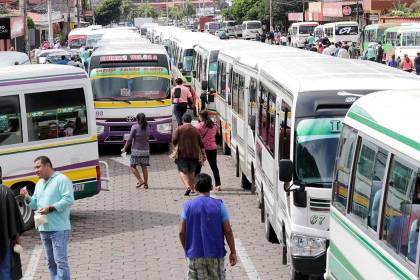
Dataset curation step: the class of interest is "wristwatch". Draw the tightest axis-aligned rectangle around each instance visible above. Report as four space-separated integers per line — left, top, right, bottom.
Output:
48 206 55 213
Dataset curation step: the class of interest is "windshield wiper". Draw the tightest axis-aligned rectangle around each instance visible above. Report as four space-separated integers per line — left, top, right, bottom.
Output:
94 97 131 104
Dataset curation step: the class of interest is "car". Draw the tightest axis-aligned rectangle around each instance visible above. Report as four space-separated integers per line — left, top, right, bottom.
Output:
0 51 30 66
45 51 71 64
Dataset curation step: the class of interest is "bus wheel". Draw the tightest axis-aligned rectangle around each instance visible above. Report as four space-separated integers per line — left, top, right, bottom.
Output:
265 212 279 243
260 186 265 223
13 184 35 231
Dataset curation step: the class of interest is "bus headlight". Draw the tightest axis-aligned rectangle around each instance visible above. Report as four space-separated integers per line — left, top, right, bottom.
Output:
290 234 326 257
96 125 105 135
157 123 172 134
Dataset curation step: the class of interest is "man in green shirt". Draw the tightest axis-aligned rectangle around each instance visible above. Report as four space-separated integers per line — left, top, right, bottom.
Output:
20 156 74 280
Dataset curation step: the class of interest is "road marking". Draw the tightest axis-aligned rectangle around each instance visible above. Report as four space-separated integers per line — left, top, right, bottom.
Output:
23 245 42 280
236 239 260 280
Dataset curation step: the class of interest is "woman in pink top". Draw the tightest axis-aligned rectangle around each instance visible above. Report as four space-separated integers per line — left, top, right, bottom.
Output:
195 110 222 191
401 54 414 73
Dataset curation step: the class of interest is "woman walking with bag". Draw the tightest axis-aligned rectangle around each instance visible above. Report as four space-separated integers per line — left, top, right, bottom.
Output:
121 113 150 189
195 110 222 191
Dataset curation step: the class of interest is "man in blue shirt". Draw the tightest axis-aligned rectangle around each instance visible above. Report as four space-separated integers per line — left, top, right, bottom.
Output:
21 156 74 280
179 173 237 279
387 54 398 68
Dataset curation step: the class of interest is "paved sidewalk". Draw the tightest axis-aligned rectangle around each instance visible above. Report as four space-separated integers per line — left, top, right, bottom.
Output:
19 151 289 279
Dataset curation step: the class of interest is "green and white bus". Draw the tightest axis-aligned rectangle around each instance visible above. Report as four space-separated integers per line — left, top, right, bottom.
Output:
326 89 420 279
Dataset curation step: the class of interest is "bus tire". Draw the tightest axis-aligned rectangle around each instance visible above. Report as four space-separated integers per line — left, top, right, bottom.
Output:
235 148 240 178
260 186 265 223
12 183 35 232
265 212 279 243
241 173 251 190
291 268 308 280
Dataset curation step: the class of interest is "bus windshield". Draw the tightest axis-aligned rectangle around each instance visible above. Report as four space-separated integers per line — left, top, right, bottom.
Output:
294 117 343 188
183 49 194 72
90 67 171 101
246 22 261 29
69 38 86 49
299 25 316 35
208 51 219 90
208 23 221 30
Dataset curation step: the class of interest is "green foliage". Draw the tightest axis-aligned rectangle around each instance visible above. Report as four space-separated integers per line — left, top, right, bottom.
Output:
183 0 196 18
121 0 134 20
131 4 160 19
169 6 183 21
0 5 8 15
94 0 122 26
27 17 35 29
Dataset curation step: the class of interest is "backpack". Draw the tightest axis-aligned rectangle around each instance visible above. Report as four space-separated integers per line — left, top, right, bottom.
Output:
173 87 181 99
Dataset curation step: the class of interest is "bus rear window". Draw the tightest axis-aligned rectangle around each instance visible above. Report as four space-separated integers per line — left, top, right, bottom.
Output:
25 88 88 141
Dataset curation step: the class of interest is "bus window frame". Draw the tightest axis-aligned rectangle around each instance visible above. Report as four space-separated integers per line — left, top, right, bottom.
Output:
341 130 420 273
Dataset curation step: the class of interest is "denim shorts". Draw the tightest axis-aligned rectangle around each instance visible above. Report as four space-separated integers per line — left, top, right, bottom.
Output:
176 158 198 173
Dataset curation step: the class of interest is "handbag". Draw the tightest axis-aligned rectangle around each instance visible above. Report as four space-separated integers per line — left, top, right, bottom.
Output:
169 145 178 161
198 149 207 166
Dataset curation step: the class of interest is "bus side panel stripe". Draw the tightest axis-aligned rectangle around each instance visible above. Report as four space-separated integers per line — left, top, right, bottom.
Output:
329 242 363 280
0 74 87 87
332 211 411 280
347 111 420 151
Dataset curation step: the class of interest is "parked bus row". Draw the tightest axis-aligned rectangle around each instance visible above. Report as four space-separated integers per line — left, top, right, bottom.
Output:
160 31 420 278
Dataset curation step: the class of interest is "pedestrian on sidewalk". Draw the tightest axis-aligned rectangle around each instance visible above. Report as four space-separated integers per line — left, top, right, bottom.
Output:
195 110 222 191
121 113 150 189
172 114 204 196
20 156 74 280
415 52 420 75
179 173 237 280
172 78 193 126
401 54 414 73
0 167 24 280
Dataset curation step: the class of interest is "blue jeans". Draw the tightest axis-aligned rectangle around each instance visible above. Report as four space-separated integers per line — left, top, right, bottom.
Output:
0 240 12 280
40 230 71 280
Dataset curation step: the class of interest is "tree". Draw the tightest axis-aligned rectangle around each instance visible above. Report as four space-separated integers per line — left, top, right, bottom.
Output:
131 4 160 19
183 0 196 20
95 0 122 26
121 0 134 20
389 0 411 16
27 17 35 29
169 6 184 24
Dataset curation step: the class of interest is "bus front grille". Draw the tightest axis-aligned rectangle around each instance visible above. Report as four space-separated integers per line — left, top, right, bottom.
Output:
309 198 330 212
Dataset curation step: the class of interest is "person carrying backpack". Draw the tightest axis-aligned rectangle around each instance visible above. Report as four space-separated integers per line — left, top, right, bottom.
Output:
172 78 193 126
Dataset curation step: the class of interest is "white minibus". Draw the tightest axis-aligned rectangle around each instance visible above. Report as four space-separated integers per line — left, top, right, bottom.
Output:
242 20 262 40
0 64 108 230
323 21 359 43
204 21 221 35
255 57 420 279
326 89 420 279
290 22 318 48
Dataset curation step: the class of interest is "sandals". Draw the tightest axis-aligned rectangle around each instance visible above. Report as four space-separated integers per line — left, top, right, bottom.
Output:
136 182 145 188
143 184 149 189
214 186 222 192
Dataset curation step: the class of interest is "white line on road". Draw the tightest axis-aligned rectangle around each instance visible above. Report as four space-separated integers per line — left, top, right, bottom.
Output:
236 239 260 280
22 244 42 280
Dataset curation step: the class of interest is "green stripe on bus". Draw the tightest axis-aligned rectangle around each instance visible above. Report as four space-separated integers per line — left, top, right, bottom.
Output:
332 211 411 280
329 242 364 280
347 111 420 152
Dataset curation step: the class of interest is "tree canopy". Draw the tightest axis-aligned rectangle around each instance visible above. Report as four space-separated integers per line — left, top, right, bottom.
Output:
95 0 122 26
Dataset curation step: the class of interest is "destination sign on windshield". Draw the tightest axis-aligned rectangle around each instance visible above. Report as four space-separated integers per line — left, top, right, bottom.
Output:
99 54 159 62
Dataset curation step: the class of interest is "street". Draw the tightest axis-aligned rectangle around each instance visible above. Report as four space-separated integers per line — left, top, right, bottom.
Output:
19 149 289 280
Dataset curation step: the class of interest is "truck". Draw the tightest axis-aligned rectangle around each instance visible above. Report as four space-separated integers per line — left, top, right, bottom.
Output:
198 16 214 32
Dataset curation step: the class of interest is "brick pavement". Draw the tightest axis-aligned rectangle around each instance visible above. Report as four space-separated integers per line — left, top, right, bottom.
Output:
19 150 289 280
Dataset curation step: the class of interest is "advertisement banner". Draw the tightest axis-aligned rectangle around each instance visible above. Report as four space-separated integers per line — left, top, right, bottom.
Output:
10 16 25 38
288 13 304 21
342 4 364 16
323 2 343 17
0 18 11 40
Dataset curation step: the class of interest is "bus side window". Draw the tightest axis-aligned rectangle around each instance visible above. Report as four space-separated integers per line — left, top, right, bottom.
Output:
25 88 88 141
349 139 388 231
0 95 22 146
333 125 357 212
238 75 245 118
382 158 419 263
220 62 226 100
278 100 291 160
232 72 239 113
248 78 257 134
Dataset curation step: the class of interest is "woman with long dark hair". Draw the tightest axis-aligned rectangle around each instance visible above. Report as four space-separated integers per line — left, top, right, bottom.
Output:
121 113 150 189
195 110 222 191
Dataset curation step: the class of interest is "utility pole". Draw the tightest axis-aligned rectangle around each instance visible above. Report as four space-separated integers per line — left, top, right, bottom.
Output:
269 0 272 31
48 0 53 44
302 0 305 22
19 0 29 55
77 0 80 27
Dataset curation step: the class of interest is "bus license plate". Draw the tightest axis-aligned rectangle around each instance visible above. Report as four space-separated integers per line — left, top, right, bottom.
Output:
74 183 85 192
124 134 130 140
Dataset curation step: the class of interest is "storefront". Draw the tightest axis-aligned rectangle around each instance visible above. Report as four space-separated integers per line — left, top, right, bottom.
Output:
0 16 25 51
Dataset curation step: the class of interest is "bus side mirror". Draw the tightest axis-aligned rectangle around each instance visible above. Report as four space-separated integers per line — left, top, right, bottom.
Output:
178 62 183 70
201 80 208 91
279 159 293 183
192 70 197 78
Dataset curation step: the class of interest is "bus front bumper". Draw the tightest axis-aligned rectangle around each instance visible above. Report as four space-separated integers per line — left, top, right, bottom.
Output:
291 252 326 276
96 117 172 145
